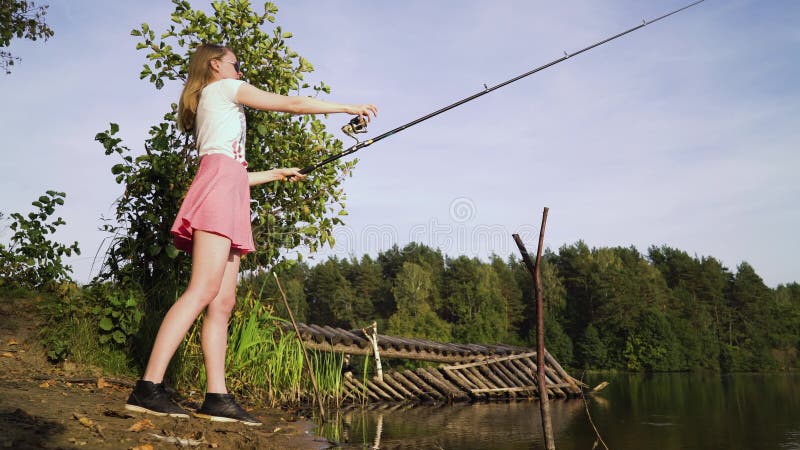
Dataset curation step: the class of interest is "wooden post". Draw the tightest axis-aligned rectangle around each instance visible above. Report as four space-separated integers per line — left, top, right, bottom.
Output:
363 321 384 382
274 273 326 422
513 206 555 450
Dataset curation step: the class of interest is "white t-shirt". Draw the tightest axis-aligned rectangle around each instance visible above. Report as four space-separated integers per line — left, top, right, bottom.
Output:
195 79 248 167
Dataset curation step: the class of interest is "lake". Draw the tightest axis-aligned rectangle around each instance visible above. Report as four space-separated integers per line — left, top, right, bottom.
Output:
320 372 800 450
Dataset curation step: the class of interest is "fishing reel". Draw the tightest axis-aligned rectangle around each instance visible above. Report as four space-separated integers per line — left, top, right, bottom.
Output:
341 116 368 143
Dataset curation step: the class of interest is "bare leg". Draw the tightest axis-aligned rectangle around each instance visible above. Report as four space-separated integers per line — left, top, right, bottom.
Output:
142 231 232 383
201 251 241 394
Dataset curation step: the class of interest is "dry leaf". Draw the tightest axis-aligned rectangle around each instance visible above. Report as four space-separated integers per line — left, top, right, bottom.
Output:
39 381 51 388
1 352 14 358
129 445 154 450
127 418 155 432
7 339 18 346
97 377 110 389
78 416 95 428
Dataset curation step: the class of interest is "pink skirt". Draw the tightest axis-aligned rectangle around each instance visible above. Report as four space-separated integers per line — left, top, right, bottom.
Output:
171 154 255 255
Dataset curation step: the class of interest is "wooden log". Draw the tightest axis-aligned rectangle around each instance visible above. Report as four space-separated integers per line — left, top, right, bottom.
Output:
523 358 567 398
465 367 496 390
342 378 369 403
322 325 353 345
441 351 542 371
415 368 465 401
482 361 517 389
294 323 317 341
365 378 395 402
390 371 436 402
505 360 537 387
345 377 380 402
402 370 445 401
544 350 582 394
440 366 479 392
335 328 370 348
519 357 562 386
370 378 405 401
301 341 477 363
493 360 528 388
418 338 457 356
382 373 416 399
308 324 341 344
427 369 471 401
390 336 420 351
301 324 329 344
413 368 452 398
476 364 511 392
487 365 521 399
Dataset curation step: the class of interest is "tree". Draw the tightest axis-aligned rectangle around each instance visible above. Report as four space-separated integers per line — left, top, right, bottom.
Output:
726 262 778 370
442 256 509 344
648 246 725 370
95 1 355 311
386 262 451 342
0 0 53 74
306 258 365 328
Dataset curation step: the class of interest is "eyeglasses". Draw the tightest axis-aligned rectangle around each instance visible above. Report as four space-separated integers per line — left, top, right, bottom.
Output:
221 59 241 73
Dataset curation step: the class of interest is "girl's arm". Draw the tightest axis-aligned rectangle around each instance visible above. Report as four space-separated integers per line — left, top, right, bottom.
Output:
248 167 305 187
236 83 377 118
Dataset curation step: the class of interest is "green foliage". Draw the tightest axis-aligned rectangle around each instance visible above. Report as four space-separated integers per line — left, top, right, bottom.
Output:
38 284 84 362
175 294 343 407
441 257 505 343
0 0 54 74
283 241 798 373
0 191 80 292
88 284 144 347
386 262 452 342
575 324 607 369
96 1 358 371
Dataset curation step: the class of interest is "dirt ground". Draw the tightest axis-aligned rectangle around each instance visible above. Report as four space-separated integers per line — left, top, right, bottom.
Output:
0 296 331 450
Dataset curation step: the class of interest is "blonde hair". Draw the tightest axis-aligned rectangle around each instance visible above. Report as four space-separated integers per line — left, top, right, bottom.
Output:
178 43 230 132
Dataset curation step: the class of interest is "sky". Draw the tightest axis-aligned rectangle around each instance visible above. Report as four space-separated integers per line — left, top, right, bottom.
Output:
1 0 798 287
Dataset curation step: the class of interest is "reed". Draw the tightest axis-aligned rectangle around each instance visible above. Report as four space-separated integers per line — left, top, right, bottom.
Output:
174 290 345 407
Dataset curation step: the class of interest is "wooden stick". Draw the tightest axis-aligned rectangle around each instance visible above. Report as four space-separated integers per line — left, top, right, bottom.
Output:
274 273 326 422
513 205 555 450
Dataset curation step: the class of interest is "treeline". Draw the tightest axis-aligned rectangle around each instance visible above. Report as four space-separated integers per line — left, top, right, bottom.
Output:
251 242 800 372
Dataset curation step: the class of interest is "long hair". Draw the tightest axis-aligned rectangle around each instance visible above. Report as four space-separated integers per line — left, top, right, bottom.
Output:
178 43 229 132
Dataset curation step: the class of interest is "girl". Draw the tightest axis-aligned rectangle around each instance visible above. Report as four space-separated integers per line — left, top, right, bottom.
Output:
125 43 377 426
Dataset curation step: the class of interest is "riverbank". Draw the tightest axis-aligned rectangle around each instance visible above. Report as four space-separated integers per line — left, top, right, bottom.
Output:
0 296 330 449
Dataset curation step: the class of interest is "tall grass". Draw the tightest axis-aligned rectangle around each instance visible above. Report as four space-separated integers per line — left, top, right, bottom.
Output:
173 291 346 408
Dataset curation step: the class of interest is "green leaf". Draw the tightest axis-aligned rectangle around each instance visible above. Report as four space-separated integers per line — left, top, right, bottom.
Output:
165 244 179 259
112 330 127 344
99 317 114 331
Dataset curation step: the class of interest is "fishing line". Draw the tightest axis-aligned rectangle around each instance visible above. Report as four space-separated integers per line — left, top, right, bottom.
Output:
298 0 705 176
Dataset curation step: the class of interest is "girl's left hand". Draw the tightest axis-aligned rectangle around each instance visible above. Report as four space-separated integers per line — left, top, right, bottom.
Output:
346 103 378 122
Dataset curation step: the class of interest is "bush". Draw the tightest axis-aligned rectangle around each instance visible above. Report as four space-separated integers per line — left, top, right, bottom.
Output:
0 191 80 292
88 283 144 348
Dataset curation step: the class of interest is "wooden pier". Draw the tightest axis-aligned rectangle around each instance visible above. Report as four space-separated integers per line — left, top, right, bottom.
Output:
290 323 584 404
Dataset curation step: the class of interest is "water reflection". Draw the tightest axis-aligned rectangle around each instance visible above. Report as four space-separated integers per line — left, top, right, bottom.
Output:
324 400 585 449
320 373 800 450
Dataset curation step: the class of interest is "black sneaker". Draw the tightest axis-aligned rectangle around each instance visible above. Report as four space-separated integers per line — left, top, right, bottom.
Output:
125 380 190 418
194 393 262 426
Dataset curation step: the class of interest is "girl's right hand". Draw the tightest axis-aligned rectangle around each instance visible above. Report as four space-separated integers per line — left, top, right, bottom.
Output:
279 167 305 182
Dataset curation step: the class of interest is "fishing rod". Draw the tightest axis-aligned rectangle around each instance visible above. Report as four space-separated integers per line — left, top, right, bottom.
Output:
298 0 705 176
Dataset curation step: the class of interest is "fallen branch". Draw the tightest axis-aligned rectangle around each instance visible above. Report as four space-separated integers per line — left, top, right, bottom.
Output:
580 371 609 450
